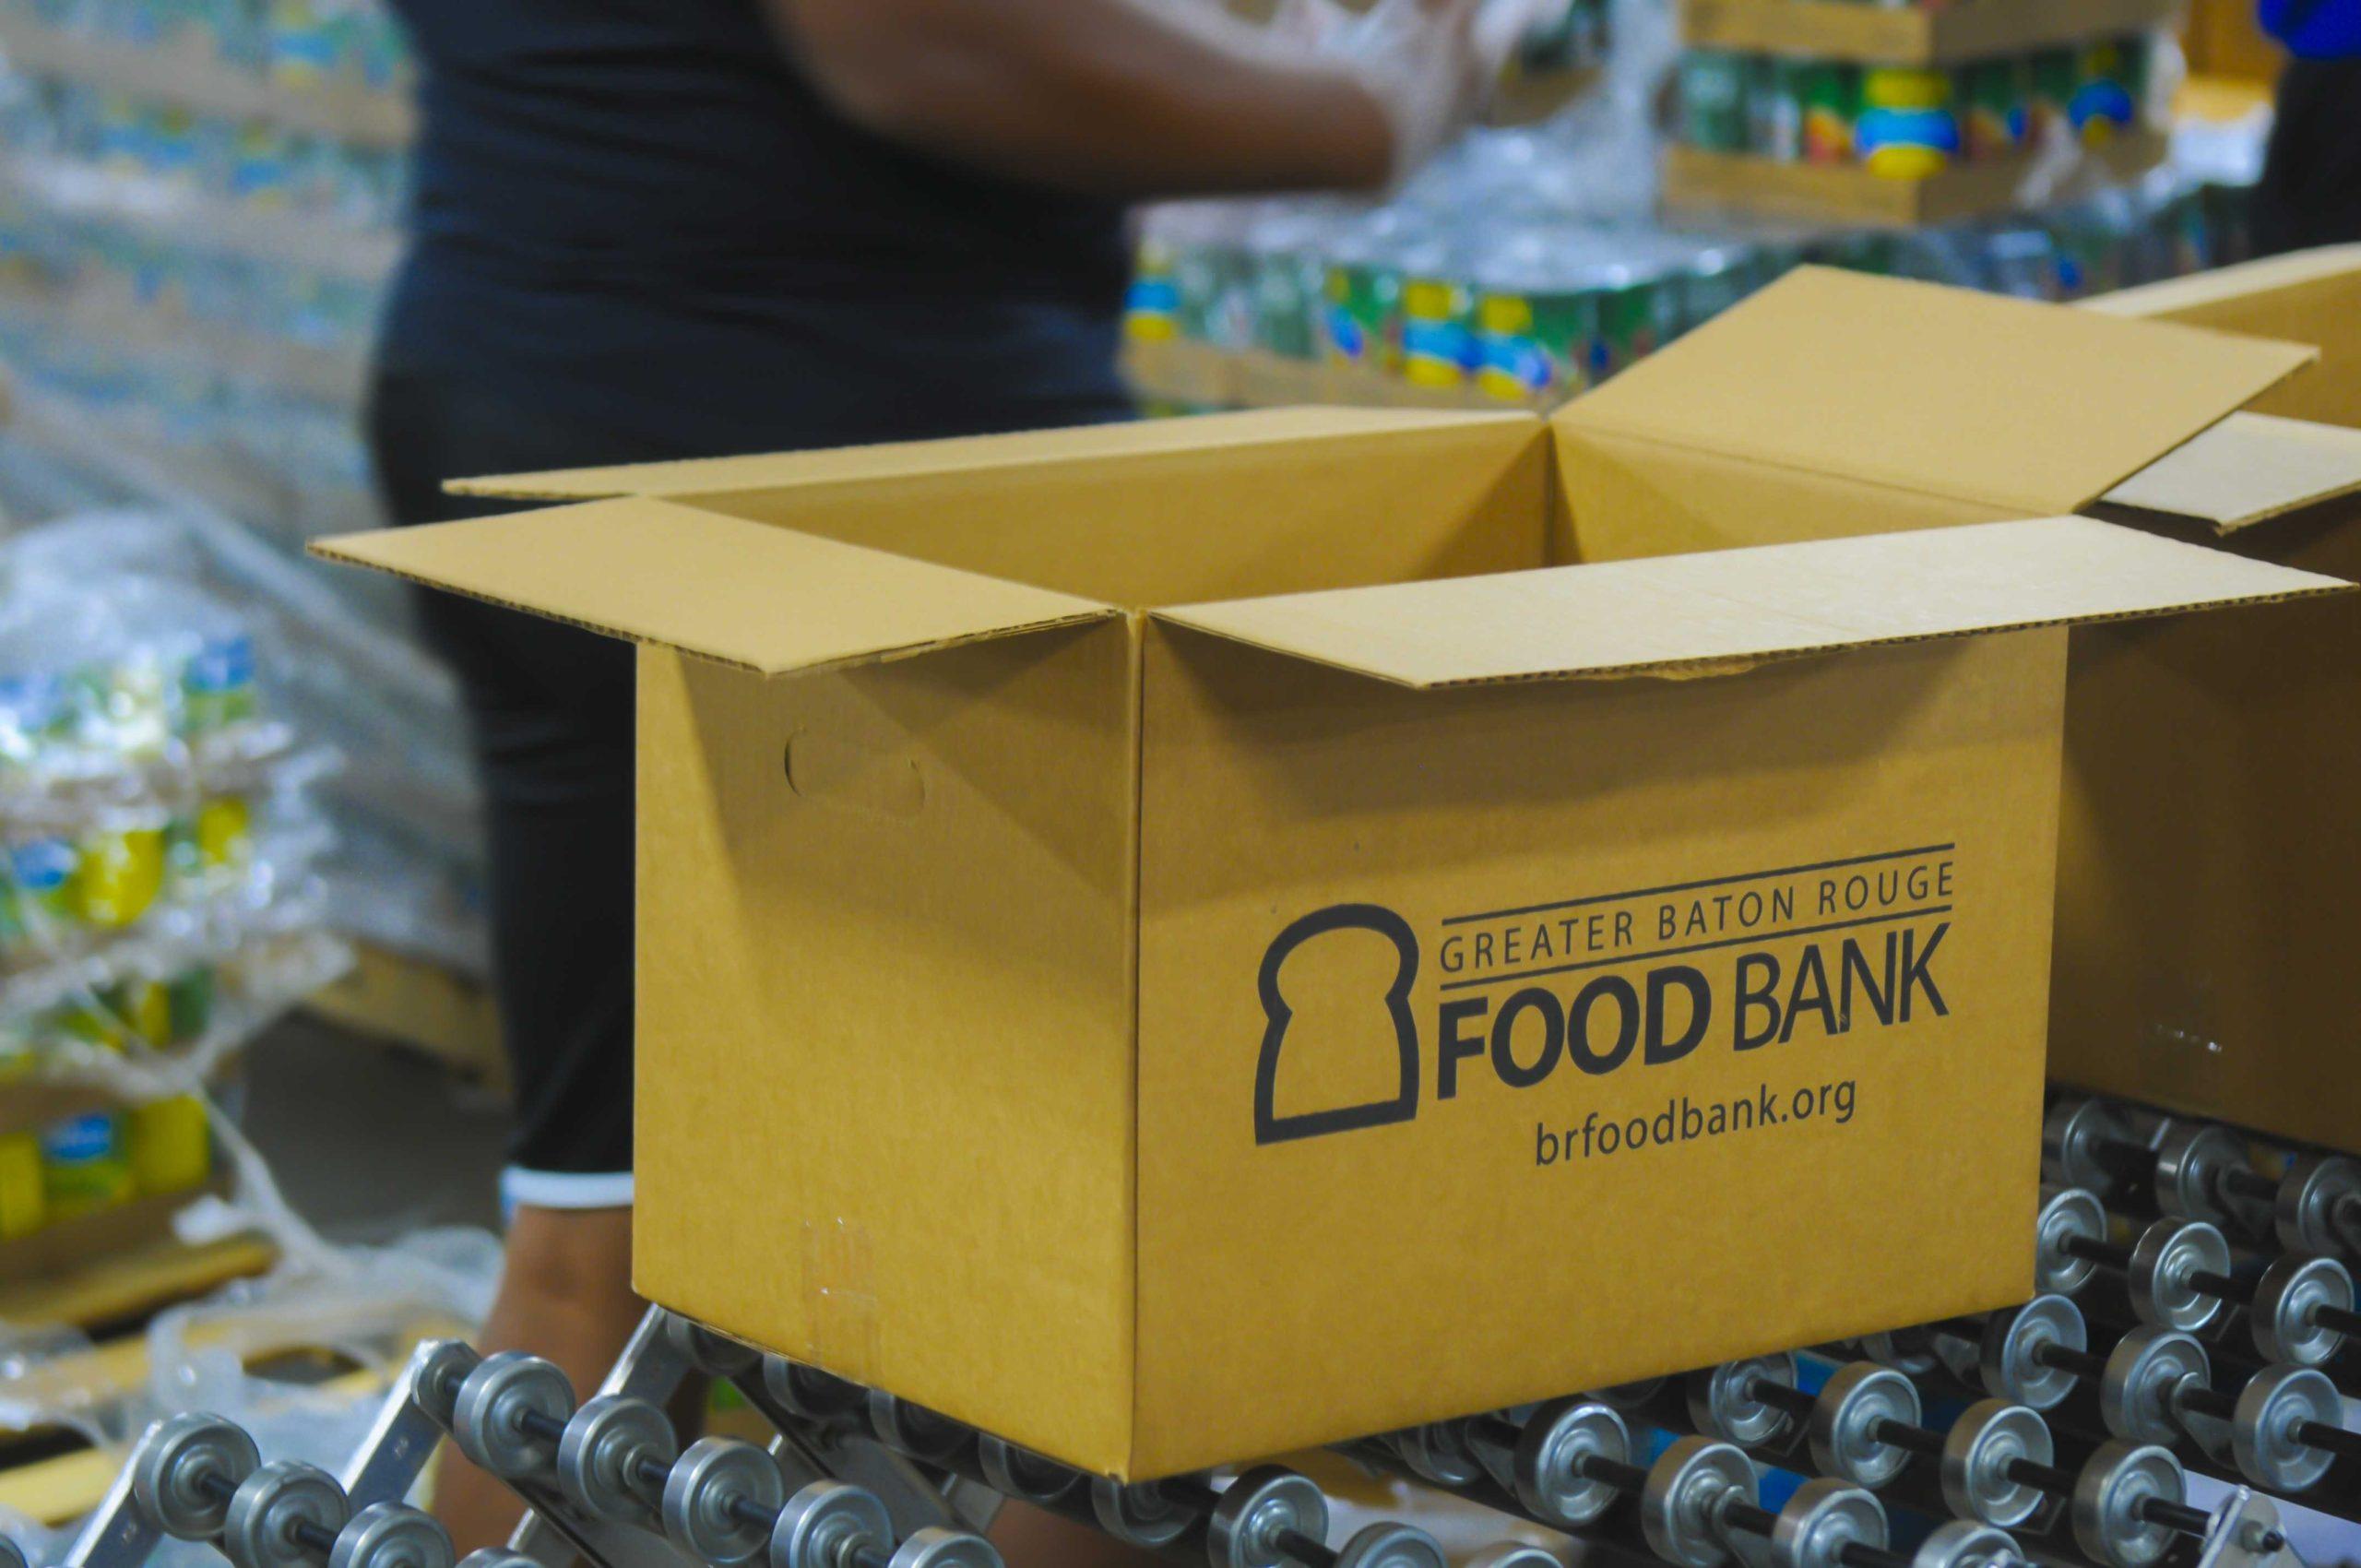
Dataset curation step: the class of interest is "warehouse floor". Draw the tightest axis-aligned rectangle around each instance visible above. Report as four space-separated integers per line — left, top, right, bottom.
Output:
241 1013 509 1241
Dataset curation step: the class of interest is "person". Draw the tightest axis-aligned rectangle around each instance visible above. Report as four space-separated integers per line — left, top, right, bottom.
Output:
364 0 1525 1552
2251 0 2361 254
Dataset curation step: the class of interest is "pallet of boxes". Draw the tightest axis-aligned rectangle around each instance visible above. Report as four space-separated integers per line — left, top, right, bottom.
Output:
1667 0 2173 224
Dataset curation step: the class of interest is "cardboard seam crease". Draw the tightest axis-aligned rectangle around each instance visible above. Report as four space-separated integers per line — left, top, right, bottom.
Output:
443 408 1536 502
1557 403 2260 522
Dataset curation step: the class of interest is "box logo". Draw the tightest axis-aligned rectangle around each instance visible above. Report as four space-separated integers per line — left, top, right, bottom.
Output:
1253 904 1420 1145
1252 846 1955 1149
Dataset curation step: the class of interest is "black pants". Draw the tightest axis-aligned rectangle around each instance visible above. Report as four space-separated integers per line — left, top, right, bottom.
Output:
365 362 1128 1192
2254 58 2361 256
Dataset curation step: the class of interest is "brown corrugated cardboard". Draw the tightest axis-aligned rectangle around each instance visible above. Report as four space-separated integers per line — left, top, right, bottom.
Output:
2090 244 2361 428
1679 0 2177 63
1552 264 2361 1157
314 269 2346 1477
2097 412 2361 530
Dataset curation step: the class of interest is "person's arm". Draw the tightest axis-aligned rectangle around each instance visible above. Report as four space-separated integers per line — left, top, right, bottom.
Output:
761 0 1491 196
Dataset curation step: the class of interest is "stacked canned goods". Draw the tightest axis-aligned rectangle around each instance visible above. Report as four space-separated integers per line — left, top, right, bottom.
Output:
0 1095 216 1241
1676 34 2154 175
0 520 344 1256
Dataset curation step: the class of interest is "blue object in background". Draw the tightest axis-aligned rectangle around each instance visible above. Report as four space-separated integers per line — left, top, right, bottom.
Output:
2260 0 2361 57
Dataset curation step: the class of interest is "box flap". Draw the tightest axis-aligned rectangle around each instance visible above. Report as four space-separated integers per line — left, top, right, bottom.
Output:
443 407 1536 501
1155 516 2345 688
311 496 1115 676
1555 268 2318 516
2086 243 2361 323
2099 413 2361 533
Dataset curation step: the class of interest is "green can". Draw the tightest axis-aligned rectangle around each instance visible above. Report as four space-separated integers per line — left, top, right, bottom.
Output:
2030 47 2077 137
1585 265 1668 380
1963 55 2030 159
1801 61 1862 164
1679 50 1752 152
1474 288 1597 404
1322 260 1402 369
1749 56 1807 162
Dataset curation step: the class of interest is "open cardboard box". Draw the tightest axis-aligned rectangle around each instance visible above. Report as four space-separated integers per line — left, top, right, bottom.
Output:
1562 261 2361 1159
315 270 2344 1478
2035 246 2361 1153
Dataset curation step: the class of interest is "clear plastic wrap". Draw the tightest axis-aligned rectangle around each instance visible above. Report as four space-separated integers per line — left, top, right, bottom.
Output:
1126 0 2264 410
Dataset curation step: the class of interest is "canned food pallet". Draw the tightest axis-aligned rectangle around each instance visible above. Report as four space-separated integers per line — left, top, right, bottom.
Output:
1661 129 2170 227
1674 0 2182 69
0 1226 273 1336
302 943 505 1093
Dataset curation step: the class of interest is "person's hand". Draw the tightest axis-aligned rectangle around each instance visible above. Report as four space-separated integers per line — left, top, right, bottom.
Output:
1320 0 1548 185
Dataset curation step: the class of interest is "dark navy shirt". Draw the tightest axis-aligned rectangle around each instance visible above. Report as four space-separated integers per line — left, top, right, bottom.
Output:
376 0 1133 449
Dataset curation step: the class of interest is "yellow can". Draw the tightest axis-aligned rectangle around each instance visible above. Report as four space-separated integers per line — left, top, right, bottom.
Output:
41 1111 134 1221
77 823 167 929
197 794 255 872
128 1096 212 1197
0 1132 43 1239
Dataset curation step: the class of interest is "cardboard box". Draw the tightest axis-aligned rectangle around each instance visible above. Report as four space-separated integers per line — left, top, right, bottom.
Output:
2090 245 2361 430
2009 249 2361 1152
314 273 2339 1479
1680 0 2178 64
1563 264 2361 1157
1660 131 2167 228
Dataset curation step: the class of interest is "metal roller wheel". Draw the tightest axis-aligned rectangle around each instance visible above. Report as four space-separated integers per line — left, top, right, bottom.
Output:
2035 1187 2108 1297
134 1411 261 1540
661 1314 762 1379
224 1462 351 1568
1462 1548 1557 1568
974 1437 1082 1507
1513 1400 1631 1527
1205 1466 1327 1568
0 1538 28 1568
1770 1479 1885 1568
1853 1333 1938 1378
1940 1401 2052 1529
772 1480 892 1568
451 1353 574 1480
2100 1327 2227 1460
456 1553 539 1568
1979 1296 2084 1410
408 1343 481 1431
2233 1365 2343 1494
2276 1155 2361 1258
762 1360 867 1424
663 1437 784 1568
1689 1355 1797 1449
2072 1443 2189 1568
2252 1253 2354 1365
889 1529 1003 1568
1088 1479 1194 1550
866 1394 968 1463
1643 1436 1760 1568
2044 1099 2138 1194
1809 1364 1920 1490
326 1504 455 1568
2153 1125 2266 1234
558 1395 677 1525
1388 1423 1485 1489
1910 1522 2022 1568
1331 1524 1444 1568
2126 1220 2230 1333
